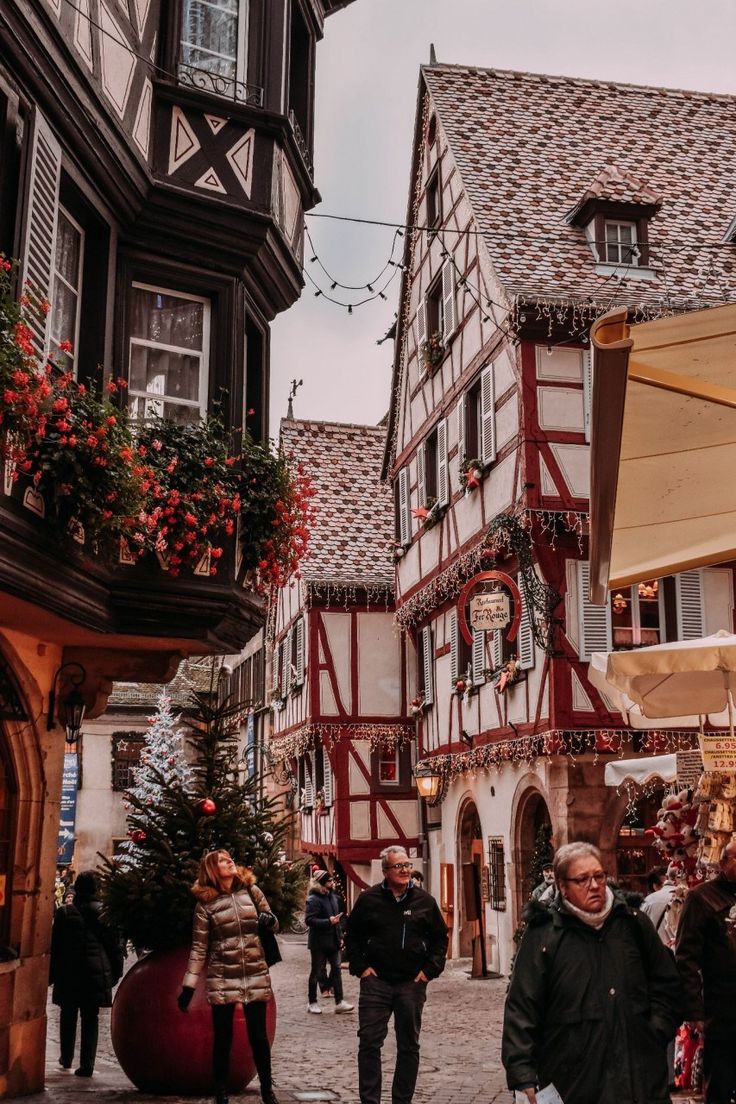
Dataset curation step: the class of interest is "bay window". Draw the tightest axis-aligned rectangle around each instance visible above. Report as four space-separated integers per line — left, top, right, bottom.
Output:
49 207 84 375
179 0 248 100
128 283 210 424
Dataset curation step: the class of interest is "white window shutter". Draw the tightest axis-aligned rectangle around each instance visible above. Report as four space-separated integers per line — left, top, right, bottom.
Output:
21 110 62 360
398 466 411 546
518 573 536 670
450 610 459 683
323 748 334 806
577 561 612 660
480 366 496 465
472 629 486 685
272 642 281 692
441 259 458 340
437 418 449 507
416 297 428 356
295 617 305 685
281 629 291 690
676 571 705 640
304 755 314 806
491 630 504 670
416 443 427 508
421 625 434 704
457 394 466 467
582 349 592 444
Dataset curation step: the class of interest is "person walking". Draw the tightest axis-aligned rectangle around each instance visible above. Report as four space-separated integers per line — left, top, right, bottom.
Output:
49 869 124 1077
642 863 679 938
502 841 682 1104
344 846 448 1104
675 840 736 1104
177 850 279 1104
305 869 354 1014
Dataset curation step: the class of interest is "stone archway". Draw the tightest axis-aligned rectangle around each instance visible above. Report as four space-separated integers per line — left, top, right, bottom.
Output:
512 782 552 923
457 796 482 957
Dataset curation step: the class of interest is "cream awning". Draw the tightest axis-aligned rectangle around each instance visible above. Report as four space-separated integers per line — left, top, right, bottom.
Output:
604 754 677 788
588 304 736 605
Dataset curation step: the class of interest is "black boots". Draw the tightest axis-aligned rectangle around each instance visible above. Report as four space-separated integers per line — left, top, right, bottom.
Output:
214 1093 228 1104
262 1091 279 1104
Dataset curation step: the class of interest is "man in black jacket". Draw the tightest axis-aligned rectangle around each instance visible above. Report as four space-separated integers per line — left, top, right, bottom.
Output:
676 840 736 1104
305 869 354 1014
344 847 447 1104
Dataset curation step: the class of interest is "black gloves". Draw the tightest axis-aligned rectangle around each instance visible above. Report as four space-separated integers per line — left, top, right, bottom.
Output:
258 911 277 929
177 985 194 1012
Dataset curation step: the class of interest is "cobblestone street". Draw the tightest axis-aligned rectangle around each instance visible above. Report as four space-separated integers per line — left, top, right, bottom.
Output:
31 935 510 1104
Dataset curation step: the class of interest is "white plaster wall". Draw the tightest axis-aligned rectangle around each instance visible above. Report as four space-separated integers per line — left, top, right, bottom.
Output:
357 612 402 716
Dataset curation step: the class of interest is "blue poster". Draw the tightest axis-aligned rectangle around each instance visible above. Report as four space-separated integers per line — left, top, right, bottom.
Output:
244 713 256 779
57 752 78 865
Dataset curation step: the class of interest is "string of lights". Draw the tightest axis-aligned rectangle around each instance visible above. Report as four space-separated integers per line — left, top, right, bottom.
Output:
304 224 405 293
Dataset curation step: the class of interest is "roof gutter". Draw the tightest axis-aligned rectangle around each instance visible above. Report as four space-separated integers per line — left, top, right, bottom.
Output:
588 308 633 606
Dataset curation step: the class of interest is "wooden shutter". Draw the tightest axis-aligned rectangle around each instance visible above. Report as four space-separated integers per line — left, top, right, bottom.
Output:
480 366 496 465
21 110 62 360
437 417 449 507
281 629 291 690
457 393 466 467
491 629 503 670
577 561 612 659
676 571 705 640
472 629 486 685
421 625 434 704
416 297 428 358
272 641 281 692
582 349 592 443
304 754 314 806
441 259 457 340
294 617 305 685
450 610 459 682
416 443 427 508
323 748 334 806
518 573 535 670
398 466 411 546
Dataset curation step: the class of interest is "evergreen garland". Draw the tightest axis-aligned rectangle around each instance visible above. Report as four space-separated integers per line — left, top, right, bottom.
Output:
100 690 305 951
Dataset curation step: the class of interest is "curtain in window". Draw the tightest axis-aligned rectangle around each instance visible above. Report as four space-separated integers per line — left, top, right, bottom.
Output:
180 0 239 80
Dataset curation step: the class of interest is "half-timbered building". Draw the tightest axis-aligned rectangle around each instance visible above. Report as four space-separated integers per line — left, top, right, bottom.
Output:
269 419 418 900
0 0 354 1092
383 62 736 969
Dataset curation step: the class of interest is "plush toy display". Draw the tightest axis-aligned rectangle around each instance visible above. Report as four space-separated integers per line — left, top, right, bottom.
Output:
644 789 701 883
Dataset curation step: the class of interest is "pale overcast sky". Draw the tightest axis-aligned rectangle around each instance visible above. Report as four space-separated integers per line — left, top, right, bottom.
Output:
269 0 736 433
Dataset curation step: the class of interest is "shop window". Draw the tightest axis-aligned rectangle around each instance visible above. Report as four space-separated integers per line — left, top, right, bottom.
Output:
179 0 249 100
488 836 506 910
0 740 16 950
616 789 664 897
128 283 210 424
112 731 145 792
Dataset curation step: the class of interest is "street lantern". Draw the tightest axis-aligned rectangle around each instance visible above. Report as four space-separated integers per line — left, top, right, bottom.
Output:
47 662 87 745
414 763 442 801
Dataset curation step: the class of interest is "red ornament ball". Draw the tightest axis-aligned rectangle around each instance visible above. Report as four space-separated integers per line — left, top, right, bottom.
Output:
198 798 217 816
130 829 147 843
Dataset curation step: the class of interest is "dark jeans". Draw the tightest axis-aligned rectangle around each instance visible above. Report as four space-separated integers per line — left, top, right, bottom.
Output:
59 1002 99 1072
703 1033 736 1104
308 946 343 1003
211 1000 271 1094
357 975 427 1104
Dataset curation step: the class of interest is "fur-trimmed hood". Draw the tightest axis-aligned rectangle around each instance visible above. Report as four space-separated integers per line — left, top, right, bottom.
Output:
191 865 257 903
308 877 332 896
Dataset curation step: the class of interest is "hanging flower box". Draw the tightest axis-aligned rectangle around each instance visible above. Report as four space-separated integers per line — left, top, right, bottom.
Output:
420 331 445 373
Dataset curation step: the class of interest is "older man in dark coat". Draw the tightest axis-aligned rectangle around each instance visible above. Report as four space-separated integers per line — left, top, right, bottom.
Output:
502 841 682 1104
676 840 736 1104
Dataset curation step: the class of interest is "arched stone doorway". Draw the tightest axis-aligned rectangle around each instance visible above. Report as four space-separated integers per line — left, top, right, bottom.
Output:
514 785 552 919
457 797 482 957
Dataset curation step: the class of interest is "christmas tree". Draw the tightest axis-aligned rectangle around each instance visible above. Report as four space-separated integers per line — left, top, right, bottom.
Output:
124 691 193 820
101 688 304 951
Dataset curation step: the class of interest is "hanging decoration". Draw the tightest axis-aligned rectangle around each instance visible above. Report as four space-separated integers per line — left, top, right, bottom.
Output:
197 797 217 816
415 727 701 804
301 577 394 612
645 789 700 882
270 721 414 763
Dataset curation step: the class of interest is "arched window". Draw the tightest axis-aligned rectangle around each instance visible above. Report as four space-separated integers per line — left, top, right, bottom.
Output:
0 735 17 951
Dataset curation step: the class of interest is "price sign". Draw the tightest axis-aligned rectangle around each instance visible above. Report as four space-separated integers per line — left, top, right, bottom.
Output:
470 591 510 632
699 734 736 773
676 749 704 788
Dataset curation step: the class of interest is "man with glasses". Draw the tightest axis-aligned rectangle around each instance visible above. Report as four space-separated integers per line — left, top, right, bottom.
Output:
502 841 682 1104
344 846 448 1104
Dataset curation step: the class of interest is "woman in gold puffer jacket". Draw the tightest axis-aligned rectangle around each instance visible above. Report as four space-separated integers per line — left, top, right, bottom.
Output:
177 850 279 1104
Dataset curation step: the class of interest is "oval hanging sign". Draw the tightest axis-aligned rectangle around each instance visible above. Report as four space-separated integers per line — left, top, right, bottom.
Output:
457 570 522 647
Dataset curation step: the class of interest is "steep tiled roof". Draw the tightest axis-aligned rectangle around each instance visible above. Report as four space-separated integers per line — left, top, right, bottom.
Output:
280 419 394 587
423 64 736 309
108 657 221 707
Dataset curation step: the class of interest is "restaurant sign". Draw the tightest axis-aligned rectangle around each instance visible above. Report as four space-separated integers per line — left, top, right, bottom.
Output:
470 591 510 632
457 570 521 646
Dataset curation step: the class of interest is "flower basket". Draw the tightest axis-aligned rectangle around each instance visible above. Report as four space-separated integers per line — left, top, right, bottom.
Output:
420 331 445 373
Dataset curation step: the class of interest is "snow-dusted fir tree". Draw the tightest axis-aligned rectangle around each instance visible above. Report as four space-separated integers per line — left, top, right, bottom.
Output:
128 691 194 808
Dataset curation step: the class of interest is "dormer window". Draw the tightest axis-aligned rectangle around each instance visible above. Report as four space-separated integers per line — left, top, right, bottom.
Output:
567 165 661 274
604 220 639 266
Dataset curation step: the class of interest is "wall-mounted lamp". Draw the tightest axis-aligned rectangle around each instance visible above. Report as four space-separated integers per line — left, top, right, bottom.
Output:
47 663 87 745
414 763 442 802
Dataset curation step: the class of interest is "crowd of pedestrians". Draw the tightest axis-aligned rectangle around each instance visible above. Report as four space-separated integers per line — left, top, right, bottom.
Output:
50 838 736 1104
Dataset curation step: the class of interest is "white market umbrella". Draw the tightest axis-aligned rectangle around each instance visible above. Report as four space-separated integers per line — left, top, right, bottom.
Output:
599 630 736 727
604 754 677 788
588 651 716 729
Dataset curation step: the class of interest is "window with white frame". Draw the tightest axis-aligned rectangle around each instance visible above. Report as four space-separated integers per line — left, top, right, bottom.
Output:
604 220 639 266
458 365 495 472
179 0 249 99
49 207 84 375
128 283 210 424
417 419 449 510
415 258 458 370
610 580 664 650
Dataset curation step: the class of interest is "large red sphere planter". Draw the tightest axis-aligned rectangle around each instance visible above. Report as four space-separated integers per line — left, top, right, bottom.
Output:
111 947 277 1095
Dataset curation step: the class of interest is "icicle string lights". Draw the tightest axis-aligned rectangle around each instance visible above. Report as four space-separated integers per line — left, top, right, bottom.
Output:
270 722 414 762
